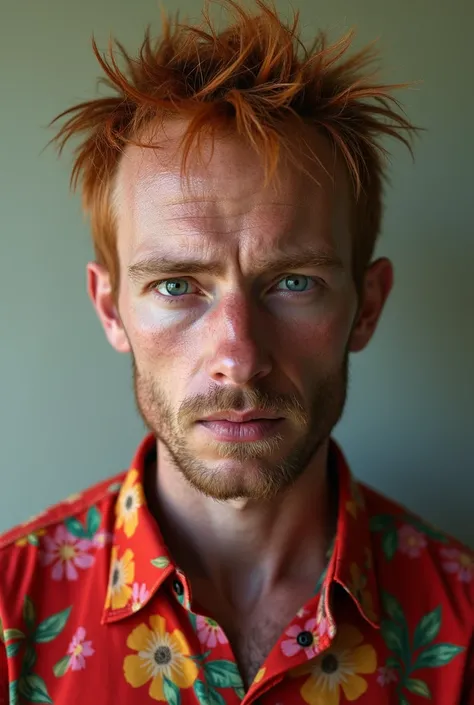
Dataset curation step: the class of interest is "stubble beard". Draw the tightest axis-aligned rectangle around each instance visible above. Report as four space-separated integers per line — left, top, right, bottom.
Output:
132 357 349 501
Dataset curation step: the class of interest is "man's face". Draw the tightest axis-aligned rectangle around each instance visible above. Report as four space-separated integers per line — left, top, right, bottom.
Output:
109 124 360 500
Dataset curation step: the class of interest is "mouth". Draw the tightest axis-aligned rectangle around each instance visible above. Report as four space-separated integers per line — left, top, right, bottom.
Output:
197 409 284 442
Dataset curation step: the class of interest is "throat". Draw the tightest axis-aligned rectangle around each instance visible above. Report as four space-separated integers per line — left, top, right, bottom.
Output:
191 577 319 690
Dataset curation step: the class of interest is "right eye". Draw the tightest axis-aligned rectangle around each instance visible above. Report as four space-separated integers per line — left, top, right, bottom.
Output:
154 278 197 297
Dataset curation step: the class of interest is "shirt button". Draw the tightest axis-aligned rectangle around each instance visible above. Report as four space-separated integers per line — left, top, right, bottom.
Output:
173 579 184 596
296 630 314 647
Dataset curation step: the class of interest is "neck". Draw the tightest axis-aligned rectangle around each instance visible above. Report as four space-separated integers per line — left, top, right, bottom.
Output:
144 440 337 611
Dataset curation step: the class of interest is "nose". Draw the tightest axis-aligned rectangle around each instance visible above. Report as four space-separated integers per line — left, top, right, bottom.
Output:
204 293 272 386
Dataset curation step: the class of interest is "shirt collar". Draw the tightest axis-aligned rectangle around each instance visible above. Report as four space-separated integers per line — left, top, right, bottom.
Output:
327 440 381 629
102 434 381 629
102 434 174 625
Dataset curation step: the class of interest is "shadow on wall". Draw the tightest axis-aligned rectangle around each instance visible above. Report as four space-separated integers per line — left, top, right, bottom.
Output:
339 232 474 546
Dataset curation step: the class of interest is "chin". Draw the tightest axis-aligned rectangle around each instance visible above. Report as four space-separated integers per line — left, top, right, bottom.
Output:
176 453 301 502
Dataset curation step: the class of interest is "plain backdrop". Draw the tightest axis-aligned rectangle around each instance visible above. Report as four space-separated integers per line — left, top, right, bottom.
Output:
0 0 473 543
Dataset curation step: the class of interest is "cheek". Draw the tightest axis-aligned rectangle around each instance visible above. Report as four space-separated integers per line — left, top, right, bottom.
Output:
274 305 353 371
122 294 194 373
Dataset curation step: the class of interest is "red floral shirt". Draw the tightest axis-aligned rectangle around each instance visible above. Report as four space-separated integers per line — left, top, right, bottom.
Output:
1 434 473 705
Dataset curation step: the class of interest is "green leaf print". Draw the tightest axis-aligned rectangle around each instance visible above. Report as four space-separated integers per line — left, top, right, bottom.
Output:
6 641 22 658
64 516 88 539
204 660 244 689
86 507 101 538
34 606 72 643
406 678 431 698
163 676 181 705
381 595 465 703
382 529 398 561
189 649 212 663
53 655 71 677
193 680 210 704
19 673 53 704
23 643 38 672
3 628 26 642
234 687 245 699
380 621 406 660
413 606 441 650
370 515 395 531
151 556 170 569
9 681 19 705
381 591 406 624
208 689 226 705
386 656 402 670
414 643 464 669
23 596 36 631
188 612 198 631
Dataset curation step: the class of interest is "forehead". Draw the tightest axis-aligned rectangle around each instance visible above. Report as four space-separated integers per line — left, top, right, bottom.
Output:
114 121 353 265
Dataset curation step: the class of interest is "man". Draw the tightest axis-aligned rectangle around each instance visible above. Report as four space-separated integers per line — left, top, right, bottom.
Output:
1 1 473 703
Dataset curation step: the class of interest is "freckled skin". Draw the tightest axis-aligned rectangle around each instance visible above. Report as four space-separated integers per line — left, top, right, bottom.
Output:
88 122 391 501
88 123 393 680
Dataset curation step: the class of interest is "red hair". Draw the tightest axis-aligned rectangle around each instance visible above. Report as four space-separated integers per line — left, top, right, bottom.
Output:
50 0 418 298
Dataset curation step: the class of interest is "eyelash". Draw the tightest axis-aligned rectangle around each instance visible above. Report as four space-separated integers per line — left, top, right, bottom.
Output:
150 275 323 301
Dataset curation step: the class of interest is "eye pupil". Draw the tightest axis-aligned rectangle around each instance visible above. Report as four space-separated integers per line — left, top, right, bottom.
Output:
285 275 308 291
165 279 188 295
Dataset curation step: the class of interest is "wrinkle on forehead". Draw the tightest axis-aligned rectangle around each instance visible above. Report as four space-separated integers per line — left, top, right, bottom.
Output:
113 121 353 263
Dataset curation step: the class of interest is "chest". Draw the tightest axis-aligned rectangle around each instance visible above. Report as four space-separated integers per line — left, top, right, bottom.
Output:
192 581 314 688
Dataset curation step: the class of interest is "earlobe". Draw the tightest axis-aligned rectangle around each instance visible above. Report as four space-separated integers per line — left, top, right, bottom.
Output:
86 263 131 354
349 257 394 353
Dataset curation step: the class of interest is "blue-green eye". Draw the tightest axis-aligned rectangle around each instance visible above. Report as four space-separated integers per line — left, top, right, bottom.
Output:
277 275 314 292
155 278 191 296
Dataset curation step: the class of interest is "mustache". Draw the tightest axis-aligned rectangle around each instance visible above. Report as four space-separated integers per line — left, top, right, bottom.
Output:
177 387 307 425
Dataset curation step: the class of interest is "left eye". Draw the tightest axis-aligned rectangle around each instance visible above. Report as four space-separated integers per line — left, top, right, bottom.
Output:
155 278 195 296
276 275 315 292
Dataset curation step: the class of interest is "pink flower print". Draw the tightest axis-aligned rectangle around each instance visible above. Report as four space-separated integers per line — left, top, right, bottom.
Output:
40 524 94 580
296 607 308 618
441 547 474 583
316 616 328 638
67 627 94 671
398 524 427 558
92 530 113 549
195 615 228 648
281 618 321 659
377 665 398 686
131 582 150 612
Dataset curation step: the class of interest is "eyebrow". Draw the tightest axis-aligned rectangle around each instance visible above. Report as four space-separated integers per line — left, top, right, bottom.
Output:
127 249 344 283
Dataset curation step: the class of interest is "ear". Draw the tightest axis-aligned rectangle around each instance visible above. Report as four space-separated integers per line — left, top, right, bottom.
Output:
87 262 131 354
349 257 394 353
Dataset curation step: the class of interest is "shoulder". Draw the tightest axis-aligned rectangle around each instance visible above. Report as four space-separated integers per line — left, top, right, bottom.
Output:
362 481 473 554
361 481 474 605
0 471 126 554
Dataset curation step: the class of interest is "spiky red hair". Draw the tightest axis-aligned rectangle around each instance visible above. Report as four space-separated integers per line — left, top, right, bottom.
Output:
50 0 418 298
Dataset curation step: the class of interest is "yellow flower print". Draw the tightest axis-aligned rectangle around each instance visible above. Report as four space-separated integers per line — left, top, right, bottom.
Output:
346 478 365 520
15 528 47 547
116 470 145 538
65 492 83 504
105 547 135 610
253 667 266 684
348 563 378 623
292 623 376 705
124 614 198 701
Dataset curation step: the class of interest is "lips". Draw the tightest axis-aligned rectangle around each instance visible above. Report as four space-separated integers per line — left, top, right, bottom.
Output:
197 410 284 442
200 409 282 423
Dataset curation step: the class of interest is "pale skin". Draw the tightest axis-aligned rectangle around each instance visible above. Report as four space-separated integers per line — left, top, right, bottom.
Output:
88 121 393 686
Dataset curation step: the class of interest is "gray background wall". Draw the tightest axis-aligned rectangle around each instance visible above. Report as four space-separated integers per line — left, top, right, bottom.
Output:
1 0 473 543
